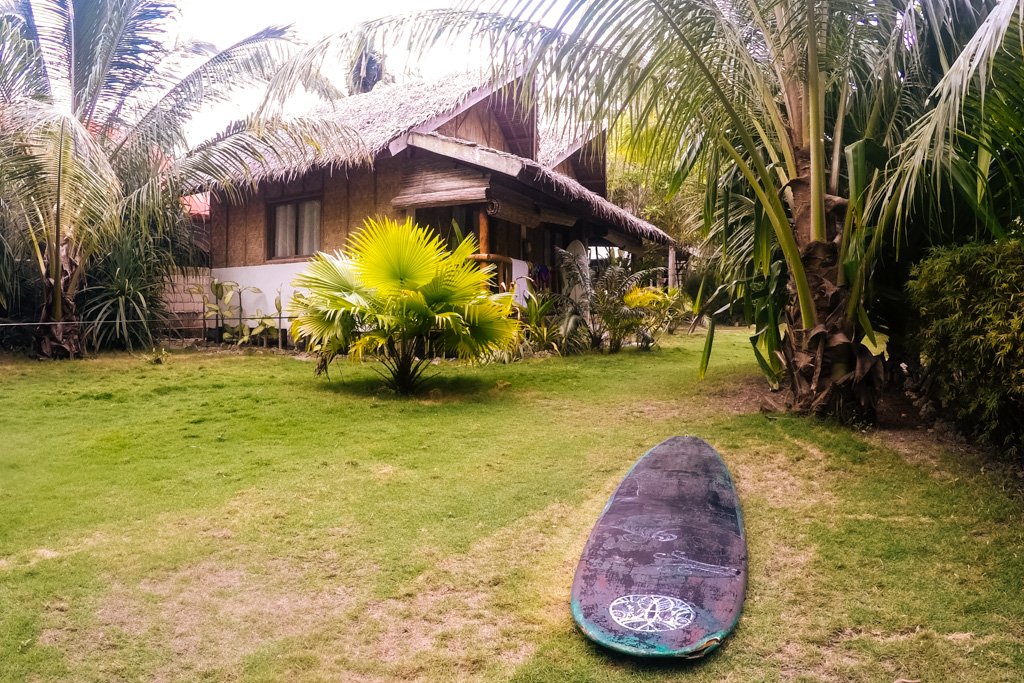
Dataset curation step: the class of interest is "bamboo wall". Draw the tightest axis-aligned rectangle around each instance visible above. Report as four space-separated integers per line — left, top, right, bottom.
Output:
162 269 211 338
209 156 406 268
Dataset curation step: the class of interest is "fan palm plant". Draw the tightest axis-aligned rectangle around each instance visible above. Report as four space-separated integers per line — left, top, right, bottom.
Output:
0 0 361 357
375 0 1005 420
516 286 562 353
289 216 520 394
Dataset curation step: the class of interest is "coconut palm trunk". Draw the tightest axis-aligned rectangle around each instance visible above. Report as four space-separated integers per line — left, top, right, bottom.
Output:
37 241 83 357
34 119 84 357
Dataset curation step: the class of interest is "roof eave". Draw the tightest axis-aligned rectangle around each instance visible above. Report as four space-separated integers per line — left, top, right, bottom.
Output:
406 132 674 247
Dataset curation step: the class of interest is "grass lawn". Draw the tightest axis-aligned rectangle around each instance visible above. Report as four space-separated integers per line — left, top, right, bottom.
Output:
1 330 1022 682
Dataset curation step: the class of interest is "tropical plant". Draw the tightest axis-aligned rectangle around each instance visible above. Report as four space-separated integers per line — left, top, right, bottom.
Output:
517 285 561 353
77 193 202 351
289 216 521 394
0 0 361 357
882 0 1024 241
380 0 1008 421
233 288 284 348
349 29 392 94
694 260 791 387
908 240 1024 458
665 285 695 334
78 229 171 351
608 141 703 248
625 286 679 351
220 284 263 343
190 278 236 341
556 246 663 353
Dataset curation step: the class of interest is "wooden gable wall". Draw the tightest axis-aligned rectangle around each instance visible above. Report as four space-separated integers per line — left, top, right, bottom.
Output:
435 101 512 153
553 158 578 180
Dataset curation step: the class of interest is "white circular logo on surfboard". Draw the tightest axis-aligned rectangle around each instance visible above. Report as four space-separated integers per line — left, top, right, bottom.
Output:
609 594 696 632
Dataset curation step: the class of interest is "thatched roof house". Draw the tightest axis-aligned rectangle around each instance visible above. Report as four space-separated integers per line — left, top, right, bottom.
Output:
207 71 672 317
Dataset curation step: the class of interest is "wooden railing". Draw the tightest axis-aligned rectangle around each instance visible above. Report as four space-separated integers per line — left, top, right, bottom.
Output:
467 253 514 292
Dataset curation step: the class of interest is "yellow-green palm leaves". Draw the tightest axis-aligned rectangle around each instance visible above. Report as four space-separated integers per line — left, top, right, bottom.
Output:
290 216 520 394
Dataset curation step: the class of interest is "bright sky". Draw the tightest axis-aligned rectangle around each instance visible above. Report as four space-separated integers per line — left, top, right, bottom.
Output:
175 0 471 142
174 0 567 72
176 0 461 49
173 0 569 142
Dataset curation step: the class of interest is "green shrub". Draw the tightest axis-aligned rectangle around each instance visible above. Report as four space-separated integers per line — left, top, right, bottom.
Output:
79 230 172 351
908 240 1024 457
555 248 665 353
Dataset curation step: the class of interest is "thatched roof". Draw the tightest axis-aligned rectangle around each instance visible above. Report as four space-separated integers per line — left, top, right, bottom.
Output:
319 72 591 171
408 133 673 246
318 71 498 165
537 122 591 168
189 72 500 197
205 71 671 246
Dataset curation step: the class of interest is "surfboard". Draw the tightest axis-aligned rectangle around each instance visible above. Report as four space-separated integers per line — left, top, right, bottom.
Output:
570 436 747 658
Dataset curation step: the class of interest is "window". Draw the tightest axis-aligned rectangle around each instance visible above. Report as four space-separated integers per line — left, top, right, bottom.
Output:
413 205 476 249
269 198 321 259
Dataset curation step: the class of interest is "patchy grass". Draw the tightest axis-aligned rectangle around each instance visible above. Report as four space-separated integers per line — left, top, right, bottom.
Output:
1 330 1022 682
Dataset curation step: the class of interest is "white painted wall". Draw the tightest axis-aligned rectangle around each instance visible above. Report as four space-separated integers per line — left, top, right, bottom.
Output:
212 261 311 324
214 258 532 324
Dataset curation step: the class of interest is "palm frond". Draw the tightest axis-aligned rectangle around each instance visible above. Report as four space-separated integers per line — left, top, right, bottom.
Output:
881 0 1024 238
349 216 449 294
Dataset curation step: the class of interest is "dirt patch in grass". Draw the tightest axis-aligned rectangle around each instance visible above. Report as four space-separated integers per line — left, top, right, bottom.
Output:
609 378 770 425
832 626 1023 647
0 531 110 572
760 536 816 601
338 499 598 680
43 557 354 680
866 388 1008 484
791 627 1024 682
759 537 827 679
702 377 774 415
732 455 834 510
863 425 958 479
726 439 837 511
370 463 415 483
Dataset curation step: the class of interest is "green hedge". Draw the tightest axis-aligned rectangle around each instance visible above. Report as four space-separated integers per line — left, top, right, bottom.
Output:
908 240 1024 458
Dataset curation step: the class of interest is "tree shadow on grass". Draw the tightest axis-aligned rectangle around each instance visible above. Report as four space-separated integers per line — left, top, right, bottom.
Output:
314 371 502 403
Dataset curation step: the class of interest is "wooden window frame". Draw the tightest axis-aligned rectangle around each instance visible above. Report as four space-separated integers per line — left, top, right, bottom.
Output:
266 194 322 261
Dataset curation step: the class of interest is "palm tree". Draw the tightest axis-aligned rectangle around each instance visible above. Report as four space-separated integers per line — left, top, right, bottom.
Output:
884 0 1024 239
289 216 521 394
0 0 360 357
376 0 1005 420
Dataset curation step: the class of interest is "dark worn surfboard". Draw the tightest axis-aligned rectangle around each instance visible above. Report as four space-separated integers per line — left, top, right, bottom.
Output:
570 436 747 658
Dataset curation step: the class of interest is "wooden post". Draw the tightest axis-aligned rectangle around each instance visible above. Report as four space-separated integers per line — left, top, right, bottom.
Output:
668 246 677 289
477 205 490 256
